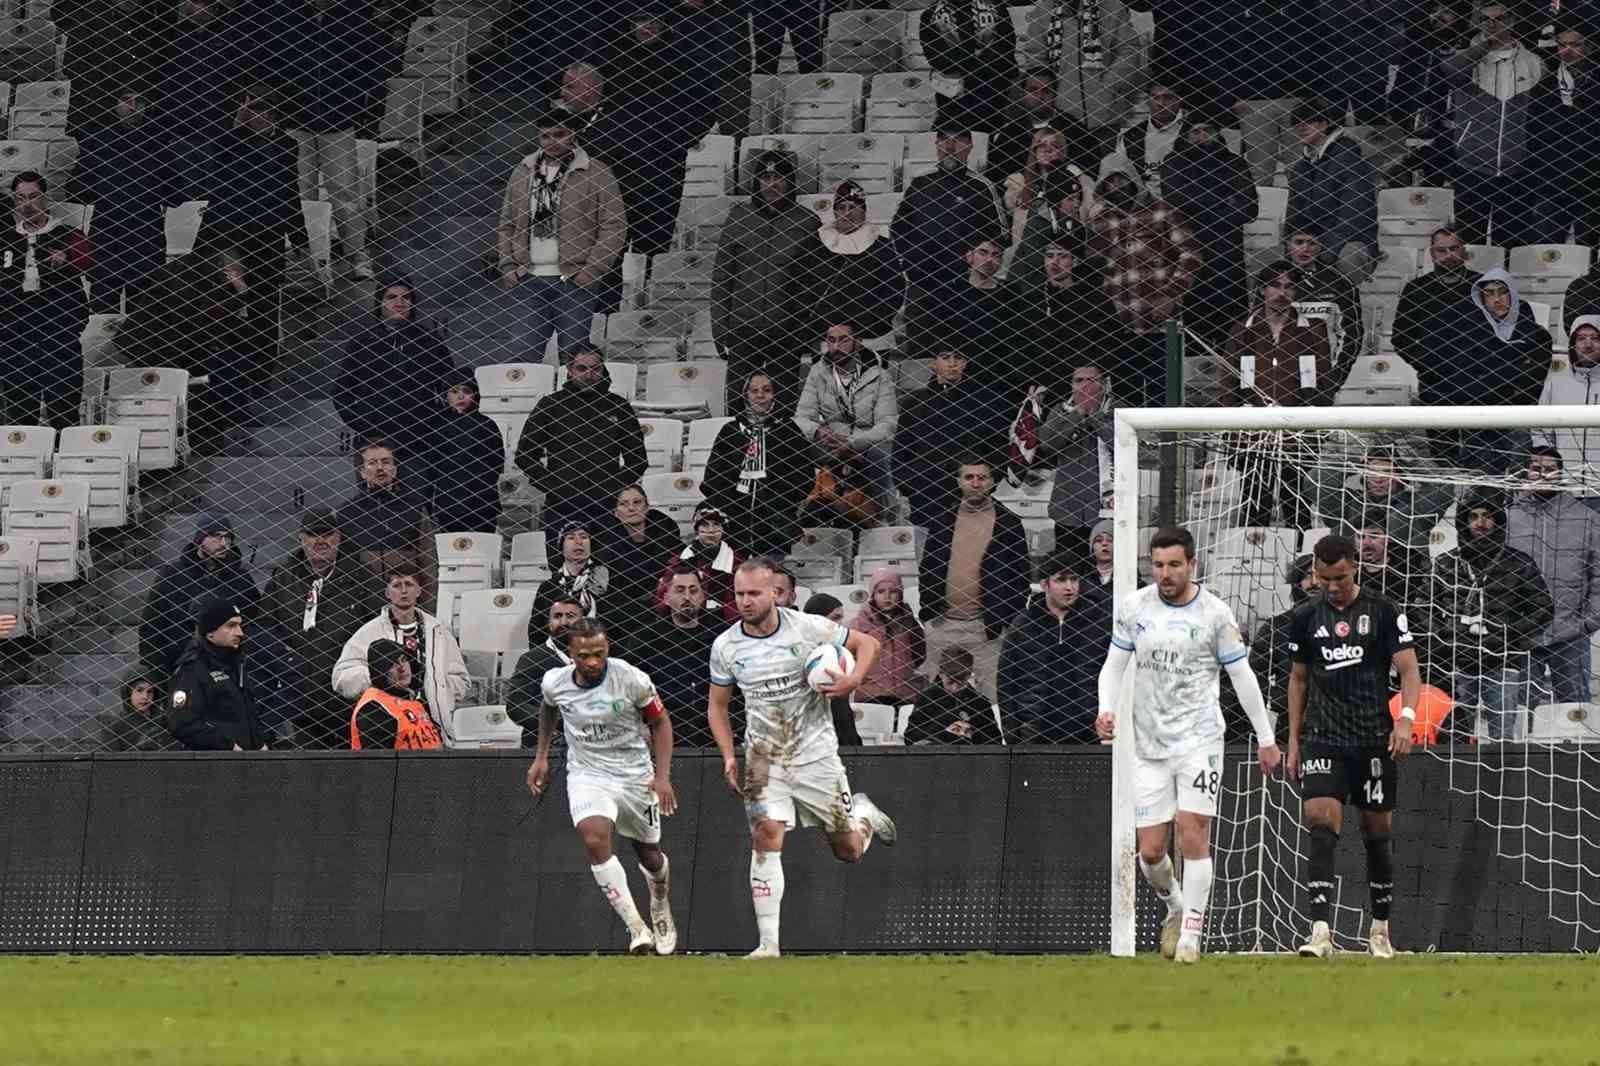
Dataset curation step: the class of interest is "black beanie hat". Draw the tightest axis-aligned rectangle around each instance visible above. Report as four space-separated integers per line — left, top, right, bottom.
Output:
367 639 409 680
195 595 241 637
804 592 844 617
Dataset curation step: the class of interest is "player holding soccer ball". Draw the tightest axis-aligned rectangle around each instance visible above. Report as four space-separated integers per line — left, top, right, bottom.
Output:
706 558 897 959
527 619 680 956
1096 528 1281 964
1287 535 1421 960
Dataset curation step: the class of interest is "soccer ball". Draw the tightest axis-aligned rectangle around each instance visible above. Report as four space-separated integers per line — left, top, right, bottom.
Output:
804 644 856 692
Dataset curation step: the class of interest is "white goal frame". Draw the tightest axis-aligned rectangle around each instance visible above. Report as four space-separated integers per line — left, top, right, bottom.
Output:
1108 403 1600 957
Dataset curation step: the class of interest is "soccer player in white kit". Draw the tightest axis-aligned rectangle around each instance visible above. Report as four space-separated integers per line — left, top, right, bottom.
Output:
706 559 898 959
526 619 679 955
1096 527 1281 964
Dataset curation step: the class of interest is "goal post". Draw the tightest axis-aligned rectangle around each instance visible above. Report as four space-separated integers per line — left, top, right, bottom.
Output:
1108 403 1600 957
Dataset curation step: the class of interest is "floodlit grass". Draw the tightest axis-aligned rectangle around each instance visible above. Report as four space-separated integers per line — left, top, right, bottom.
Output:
2 953 1593 1065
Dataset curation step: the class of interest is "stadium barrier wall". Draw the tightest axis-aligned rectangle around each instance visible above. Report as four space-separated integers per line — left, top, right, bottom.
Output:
0 748 1586 954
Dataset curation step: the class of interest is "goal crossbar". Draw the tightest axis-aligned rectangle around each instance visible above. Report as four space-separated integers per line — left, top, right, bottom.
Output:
1108 404 1600 957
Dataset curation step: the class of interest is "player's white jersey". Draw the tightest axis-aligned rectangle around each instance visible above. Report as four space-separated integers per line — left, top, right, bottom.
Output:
1110 584 1248 760
541 657 661 783
710 607 846 766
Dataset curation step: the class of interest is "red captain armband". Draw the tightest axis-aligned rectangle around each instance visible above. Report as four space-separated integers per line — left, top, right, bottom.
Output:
641 696 666 724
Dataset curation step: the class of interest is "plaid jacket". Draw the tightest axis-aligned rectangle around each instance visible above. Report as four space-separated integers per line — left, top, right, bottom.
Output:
1095 201 1201 335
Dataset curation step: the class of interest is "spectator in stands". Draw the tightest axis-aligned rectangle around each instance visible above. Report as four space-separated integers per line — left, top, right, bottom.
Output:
917 458 1031 698
1421 269 1552 472
515 347 646 543
1021 2 1141 133
1506 446 1600 706
532 521 610 626
771 564 799 608
910 234 1008 359
1006 147 1094 281
62 0 166 132
788 180 906 358
506 596 582 743
1394 228 1481 378
341 440 439 605
670 0 752 142
1098 175 1202 407
1285 98 1379 281
712 151 819 401
628 566 723 723
421 372 504 535
1247 554 1317 736
333 562 467 732
75 86 182 312
802 592 863 746
1355 511 1435 616
199 86 305 425
655 507 744 621
99 668 178 753
990 69 1099 182
495 111 627 358
594 484 685 616
1539 316 1600 484
1160 109 1258 348
272 0 385 281
1440 4 1544 245
997 551 1109 742
334 280 455 463
794 320 900 522
701 372 815 558
139 513 260 677
260 507 382 750
896 122 1008 336
849 568 927 706
1003 232 1124 403
1086 519 1115 597
1282 223 1365 365
169 597 270 751
921 0 1019 134
1041 361 1115 556
1101 82 1189 197
803 592 846 625
348 639 444 750
1002 127 1094 250
904 646 999 745
153 0 252 151
555 63 618 160
1432 487 1554 740
1524 21 1600 245
0 173 91 429
898 344 1006 528
753 1 822 75
1315 448 1455 554
1391 3 1475 178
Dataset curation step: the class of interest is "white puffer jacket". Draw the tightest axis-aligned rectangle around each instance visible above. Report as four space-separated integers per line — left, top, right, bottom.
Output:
331 609 469 733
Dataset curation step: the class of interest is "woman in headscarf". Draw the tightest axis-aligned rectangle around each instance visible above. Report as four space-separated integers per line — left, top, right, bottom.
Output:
593 483 688 615
699 371 816 559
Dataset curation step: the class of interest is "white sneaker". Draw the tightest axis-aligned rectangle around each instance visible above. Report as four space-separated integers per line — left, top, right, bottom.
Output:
745 941 781 959
1368 920 1395 959
1159 911 1182 960
627 926 655 956
1297 920 1334 959
649 892 677 956
855 793 897 846
1174 934 1201 964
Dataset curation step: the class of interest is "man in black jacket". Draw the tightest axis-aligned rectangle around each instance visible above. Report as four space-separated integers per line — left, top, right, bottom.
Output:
1524 22 1600 245
619 567 722 740
169 596 269 751
917 458 1032 700
897 345 1006 528
139 513 261 677
700 372 814 558
996 552 1110 743
1283 222 1365 365
505 595 582 744
515 347 648 545
340 441 439 606
1393 227 1480 376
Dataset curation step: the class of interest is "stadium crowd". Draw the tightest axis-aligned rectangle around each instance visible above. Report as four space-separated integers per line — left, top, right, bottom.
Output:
4 0 1600 753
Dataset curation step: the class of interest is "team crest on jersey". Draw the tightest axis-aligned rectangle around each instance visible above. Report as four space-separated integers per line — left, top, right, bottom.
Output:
789 644 807 659
1208 753 1219 770
1334 621 1350 638
1358 614 1370 635
611 699 626 717
1371 758 1383 778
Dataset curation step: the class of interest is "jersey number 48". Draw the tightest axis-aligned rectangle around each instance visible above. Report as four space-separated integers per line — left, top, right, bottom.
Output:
1190 769 1220 798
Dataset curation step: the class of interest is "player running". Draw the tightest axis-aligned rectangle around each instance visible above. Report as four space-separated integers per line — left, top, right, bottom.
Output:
1287 535 1420 960
527 619 679 956
1096 527 1281 964
707 558 897 959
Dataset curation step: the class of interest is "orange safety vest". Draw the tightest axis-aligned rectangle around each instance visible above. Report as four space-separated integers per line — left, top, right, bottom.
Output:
350 688 444 750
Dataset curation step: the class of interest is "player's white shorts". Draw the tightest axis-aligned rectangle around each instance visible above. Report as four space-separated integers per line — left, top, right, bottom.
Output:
744 752 855 833
1133 742 1224 828
568 773 661 844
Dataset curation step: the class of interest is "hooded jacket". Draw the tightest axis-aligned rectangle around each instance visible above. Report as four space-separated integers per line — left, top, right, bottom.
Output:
513 379 647 508
793 352 899 450
139 533 261 677
1021 0 1140 130
849 570 928 702
1538 319 1600 476
700 405 815 557
712 163 819 356
593 508 686 612
168 636 267 751
1040 383 1115 529
1440 39 1545 175
918 498 1031 641
1286 129 1379 259
494 147 627 281
1419 268 1552 409
996 592 1111 741
1432 488 1555 671
1505 484 1600 644
334 315 456 459
788 221 908 343
332 607 468 733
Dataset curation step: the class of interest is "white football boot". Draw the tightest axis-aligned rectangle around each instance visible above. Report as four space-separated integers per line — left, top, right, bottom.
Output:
745 941 781 959
1297 920 1334 958
1174 934 1201 964
1367 920 1395 959
853 793 897 846
627 925 656 956
1159 911 1183 960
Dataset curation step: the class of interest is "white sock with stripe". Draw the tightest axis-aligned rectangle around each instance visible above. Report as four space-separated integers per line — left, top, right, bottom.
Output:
591 856 645 935
1179 856 1213 946
751 849 784 949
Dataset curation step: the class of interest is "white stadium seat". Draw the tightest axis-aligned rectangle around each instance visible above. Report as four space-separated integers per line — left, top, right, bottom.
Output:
819 132 903 195
867 71 936 133
825 10 911 77
507 531 553 589
605 309 693 363
639 417 686 474
684 416 731 476
782 72 864 133
0 533 39 636
639 472 704 536
436 531 503 601
1 478 88 582
646 252 714 312
106 367 187 469
447 704 524 749
1376 186 1453 224
454 587 535 699
475 363 556 465
53 425 140 528
0 424 52 509
682 134 736 199
638 360 727 419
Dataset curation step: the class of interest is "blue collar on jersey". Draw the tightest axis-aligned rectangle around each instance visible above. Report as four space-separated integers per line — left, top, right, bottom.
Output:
739 608 788 640
1159 585 1202 609
573 662 609 689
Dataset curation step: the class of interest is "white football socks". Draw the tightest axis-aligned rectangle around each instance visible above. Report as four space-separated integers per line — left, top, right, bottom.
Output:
1139 854 1183 917
591 856 646 935
851 794 875 854
1180 856 1213 944
751 850 784 949
640 853 670 898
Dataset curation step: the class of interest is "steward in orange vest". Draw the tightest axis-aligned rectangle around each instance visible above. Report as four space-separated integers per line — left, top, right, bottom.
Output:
350 638 443 750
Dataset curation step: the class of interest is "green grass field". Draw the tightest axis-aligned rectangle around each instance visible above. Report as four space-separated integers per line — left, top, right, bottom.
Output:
2 954 1593 1065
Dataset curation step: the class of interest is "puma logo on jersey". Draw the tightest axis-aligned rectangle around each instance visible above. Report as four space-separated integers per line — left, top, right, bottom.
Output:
1321 644 1365 669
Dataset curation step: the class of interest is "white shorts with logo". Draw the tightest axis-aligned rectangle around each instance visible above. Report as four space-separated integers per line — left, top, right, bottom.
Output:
744 752 855 834
1133 742 1224 828
568 772 661 844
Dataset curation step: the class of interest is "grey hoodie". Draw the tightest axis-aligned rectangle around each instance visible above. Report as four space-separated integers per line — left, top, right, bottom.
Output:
1505 485 1600 644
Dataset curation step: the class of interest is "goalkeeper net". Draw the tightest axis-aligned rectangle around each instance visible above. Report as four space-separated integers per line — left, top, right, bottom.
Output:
1110 404 1600 955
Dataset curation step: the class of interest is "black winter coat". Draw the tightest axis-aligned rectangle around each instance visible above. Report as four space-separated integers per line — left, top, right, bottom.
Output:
917 502 1032 641
333 320 456 460
1419 299 1552 410
139 548 261 676
700 414 815 557
198 128 305 242
514 384 648 512
1434 504 1556 676
421 406 505 534
340 482 434 557
168 639 268 750
593 510 686 613
895 168 1006 293
996 596 1110 742
268 0 389 133
904 682 998 745
1393 269 1480 374
787 230 907 344
897 380 1009 522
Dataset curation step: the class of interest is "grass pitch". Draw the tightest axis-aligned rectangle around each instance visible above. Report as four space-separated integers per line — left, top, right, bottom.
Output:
2 953 1593 1066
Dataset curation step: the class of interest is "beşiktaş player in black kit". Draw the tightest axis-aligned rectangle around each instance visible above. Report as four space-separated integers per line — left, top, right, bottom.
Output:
1286 535 1422 959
